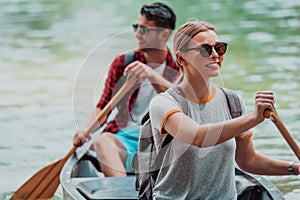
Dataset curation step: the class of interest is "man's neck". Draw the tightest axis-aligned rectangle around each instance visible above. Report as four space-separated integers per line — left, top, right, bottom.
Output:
143 47 168 68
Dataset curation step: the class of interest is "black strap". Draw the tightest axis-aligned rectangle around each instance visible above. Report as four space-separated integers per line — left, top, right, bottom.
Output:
113 51 135 99
158 86 189 148
219 87 242 119
141 112 150 125
150 133 173 182
124 50 135 67
150 86 188 182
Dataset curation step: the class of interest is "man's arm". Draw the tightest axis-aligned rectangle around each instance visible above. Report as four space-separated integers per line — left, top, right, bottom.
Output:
148 69 173 93
73 107 107 147
124 60 175 93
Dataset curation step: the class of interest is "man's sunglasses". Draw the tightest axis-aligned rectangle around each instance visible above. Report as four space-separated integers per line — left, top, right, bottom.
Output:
181 42 228 57
132 24 162 35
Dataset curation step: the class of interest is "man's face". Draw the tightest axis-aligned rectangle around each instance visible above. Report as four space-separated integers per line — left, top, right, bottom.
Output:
134 14 164 51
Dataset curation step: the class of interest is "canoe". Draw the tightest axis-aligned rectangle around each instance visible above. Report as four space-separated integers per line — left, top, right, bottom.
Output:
60 149 285 200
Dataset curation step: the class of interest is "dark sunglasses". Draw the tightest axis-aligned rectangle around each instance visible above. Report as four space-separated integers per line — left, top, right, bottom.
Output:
132 24 162 35
181 42 228 57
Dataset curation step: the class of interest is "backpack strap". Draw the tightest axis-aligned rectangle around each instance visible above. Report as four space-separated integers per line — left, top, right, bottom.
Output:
150 86 188 181
107 50 135 122
159 86 189 146
124 50 135 67
219 87 242 119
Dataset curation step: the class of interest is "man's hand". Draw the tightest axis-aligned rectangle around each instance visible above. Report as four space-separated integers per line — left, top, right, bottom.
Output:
124 60 173 93
73 130 91 147
124 61 154 84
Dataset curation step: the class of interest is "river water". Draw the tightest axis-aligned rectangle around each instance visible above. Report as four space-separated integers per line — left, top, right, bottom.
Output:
0 0 299 199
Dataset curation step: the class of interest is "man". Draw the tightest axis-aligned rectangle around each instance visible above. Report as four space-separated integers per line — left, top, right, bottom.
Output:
73 2 179 177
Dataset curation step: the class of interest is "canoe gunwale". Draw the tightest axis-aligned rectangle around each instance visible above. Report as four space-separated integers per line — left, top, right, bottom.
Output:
60 151 284 200
60 153 86 200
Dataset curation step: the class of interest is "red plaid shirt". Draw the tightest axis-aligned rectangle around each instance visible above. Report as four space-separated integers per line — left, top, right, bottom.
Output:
96 49 180 133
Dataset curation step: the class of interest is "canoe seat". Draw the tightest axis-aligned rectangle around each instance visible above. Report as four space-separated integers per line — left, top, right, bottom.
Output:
74 150 136 177
76 176 138 200
73 151 138 199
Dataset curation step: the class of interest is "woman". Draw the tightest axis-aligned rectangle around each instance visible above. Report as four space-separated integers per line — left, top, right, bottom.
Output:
148 20 300 199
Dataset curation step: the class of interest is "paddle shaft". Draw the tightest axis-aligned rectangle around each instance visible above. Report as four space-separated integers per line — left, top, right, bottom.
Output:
84 77 135 136
11 77 135 200
265 110 300 160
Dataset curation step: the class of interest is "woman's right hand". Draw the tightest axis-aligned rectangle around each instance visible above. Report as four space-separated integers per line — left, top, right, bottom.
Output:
73 130 91 147
254 91 275 123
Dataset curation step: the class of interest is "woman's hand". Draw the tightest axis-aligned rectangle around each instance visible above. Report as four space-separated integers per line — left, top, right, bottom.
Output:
254 91 275 123
294 162 300 175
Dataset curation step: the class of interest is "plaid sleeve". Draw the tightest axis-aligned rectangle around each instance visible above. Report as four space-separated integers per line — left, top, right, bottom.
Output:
96 54 125 109
163 49 180 82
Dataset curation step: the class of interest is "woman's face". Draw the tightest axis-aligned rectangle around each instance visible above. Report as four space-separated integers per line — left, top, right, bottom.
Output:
181 30 225 81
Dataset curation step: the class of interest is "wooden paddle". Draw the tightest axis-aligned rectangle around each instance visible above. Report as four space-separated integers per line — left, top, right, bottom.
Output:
11 76 136 200
264 109 300 160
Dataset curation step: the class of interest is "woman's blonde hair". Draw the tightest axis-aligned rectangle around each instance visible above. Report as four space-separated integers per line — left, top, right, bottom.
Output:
173 20 216 83
173 20 216 53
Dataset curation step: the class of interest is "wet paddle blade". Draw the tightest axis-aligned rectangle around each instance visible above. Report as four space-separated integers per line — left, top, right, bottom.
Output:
11 147 76 200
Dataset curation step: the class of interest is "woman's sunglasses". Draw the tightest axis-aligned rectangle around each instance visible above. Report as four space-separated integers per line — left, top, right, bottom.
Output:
181 42 228 57
132 24 162 35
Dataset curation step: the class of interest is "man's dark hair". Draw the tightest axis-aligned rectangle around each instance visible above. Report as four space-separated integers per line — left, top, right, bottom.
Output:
141 2 176 30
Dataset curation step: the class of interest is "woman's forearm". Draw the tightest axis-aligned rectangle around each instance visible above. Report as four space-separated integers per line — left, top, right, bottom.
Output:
196 112 259 147
239 152 293 175
166 112 261 148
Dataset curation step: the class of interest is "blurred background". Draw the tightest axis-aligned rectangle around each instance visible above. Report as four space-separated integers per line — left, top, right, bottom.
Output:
0 0 299 199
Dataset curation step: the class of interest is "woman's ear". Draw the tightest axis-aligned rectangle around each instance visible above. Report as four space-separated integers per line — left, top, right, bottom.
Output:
176 51 186 66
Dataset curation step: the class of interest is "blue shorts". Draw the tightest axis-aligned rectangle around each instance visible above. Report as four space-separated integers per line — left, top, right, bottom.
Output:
114 126 140 172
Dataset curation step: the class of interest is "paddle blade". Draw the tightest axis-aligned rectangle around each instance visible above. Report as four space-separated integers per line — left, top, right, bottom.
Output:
11 147 76 200
10 159 63 199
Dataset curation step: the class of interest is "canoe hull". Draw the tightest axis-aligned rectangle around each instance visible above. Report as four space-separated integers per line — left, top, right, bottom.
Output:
60 151 284 200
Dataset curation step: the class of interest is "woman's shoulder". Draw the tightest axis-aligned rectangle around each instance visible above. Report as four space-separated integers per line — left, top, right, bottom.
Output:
216 87 244 101
216 86 246 115
150 87 183 108
151 89 173 104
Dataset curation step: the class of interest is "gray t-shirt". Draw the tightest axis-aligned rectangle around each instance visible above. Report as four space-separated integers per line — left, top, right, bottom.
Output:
149 86 251 200
127 63 166 127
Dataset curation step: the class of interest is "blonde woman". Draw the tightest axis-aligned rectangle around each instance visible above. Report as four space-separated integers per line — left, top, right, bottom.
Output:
148 20 300 199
